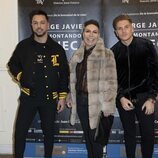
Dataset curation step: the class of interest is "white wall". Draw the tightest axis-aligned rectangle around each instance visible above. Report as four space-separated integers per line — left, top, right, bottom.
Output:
0 0 19 154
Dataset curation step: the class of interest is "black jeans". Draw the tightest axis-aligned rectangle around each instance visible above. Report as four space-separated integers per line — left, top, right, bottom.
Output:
14 94 57 158
76 92 103 158
117 92 155 158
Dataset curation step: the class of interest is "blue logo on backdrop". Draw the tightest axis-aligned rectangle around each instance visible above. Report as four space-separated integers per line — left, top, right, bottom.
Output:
24 143 87 158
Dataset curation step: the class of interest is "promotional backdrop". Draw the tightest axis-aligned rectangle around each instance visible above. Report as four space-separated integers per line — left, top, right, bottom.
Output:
17 0 158 157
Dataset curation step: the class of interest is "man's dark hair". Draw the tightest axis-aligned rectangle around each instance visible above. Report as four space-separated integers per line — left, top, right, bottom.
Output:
83 19 100 31
29 10 49 23
112 14 132 30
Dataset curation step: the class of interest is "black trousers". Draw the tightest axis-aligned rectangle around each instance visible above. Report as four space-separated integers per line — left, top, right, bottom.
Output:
117 92 155 158
14 94 57 158
76 93 103 158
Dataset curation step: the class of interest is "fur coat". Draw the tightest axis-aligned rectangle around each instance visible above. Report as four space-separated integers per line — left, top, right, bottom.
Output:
69 38 117 129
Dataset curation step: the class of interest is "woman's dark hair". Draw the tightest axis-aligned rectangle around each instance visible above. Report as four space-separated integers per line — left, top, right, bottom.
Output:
29 9 49 23
83 19 100 31
112 14 132 30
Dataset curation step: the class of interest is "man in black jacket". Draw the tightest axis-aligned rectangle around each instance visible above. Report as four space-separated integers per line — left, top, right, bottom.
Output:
111 14 158 158
8 10 69 158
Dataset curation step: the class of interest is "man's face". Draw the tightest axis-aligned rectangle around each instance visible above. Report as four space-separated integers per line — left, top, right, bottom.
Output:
115 20 134 45
31 15 49 37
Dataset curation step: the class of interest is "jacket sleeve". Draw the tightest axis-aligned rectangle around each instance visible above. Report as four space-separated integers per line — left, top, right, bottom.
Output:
147 41 158 100
101 49 118 114
58 47 69 99
111 45 125 102
7 43 23 82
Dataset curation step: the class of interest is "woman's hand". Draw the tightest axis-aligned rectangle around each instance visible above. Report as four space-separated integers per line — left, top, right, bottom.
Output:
66 93 73 108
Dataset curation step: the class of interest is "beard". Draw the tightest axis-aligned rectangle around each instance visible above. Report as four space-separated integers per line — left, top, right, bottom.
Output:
34 31 47 37
33 27 47 37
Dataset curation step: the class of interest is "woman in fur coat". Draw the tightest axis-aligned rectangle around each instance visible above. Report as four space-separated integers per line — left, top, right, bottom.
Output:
67 19 117 158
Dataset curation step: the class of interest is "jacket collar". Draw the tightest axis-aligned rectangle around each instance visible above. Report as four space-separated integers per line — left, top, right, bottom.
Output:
71 37 105 63
120 36 136 47
30 34 54 48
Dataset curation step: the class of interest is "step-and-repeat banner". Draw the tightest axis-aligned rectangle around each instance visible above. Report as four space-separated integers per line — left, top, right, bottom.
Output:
18 0 158 157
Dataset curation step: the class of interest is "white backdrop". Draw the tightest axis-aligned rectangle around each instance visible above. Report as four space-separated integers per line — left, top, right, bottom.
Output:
0 0 19 154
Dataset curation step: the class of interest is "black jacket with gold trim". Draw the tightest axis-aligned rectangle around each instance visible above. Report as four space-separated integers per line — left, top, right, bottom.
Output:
8 35 69 100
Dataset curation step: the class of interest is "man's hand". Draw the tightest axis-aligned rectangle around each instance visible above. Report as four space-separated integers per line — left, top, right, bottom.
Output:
120 97 134 111
57 99 66 113
142 99 155 115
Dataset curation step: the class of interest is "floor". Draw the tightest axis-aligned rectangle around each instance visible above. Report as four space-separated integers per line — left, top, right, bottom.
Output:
0 155 13 158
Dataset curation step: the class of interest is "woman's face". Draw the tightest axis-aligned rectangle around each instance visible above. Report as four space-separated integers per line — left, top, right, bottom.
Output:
82 24 100 49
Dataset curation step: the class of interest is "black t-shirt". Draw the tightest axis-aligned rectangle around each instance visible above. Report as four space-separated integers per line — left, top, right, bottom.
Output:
34 41 47 101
